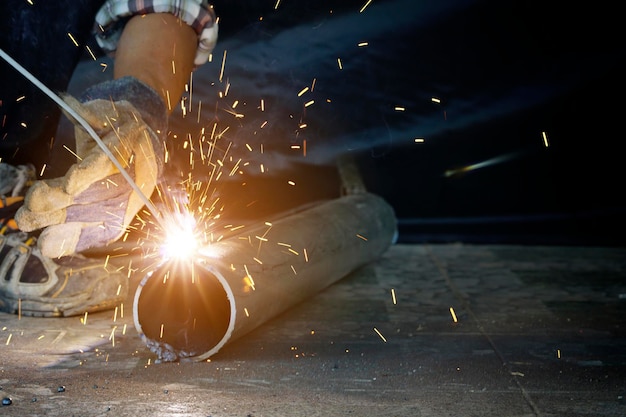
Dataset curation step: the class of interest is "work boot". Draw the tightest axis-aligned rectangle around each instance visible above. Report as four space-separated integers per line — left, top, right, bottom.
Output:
0 229 128 317
0 162 128 317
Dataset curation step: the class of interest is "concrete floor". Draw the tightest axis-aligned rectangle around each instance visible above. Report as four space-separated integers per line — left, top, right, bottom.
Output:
1 243 625 416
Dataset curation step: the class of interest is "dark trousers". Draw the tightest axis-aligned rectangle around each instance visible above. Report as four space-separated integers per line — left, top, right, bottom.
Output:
0 0 105 172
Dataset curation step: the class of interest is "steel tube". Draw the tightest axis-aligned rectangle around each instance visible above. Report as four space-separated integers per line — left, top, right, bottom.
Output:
133 192 397 362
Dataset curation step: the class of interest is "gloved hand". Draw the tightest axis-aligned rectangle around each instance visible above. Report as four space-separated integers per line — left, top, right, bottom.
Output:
15 77 167 258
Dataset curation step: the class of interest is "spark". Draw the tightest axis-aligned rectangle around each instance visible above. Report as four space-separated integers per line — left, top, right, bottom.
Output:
431 97 441 104
394 106 405 111
303 248 309 262
414 138 425 143
260 99 265 111
67 32 79 47
356 234 368 241
337 58 343 70
244 308 250 317
81 311 88 325
444 151 521 177
449 306 458 323
219 50 227 82
160 324 165 339
373 327 387 343
288 180 296 186
291 265 297 275
358 41 369 47
542 131 549 147
274 0 281 9
100 63 108 72
359 0 373 13
304 100 314 107
85 45 96 60
557 349 561 359
297 87 309 97
391 288 397 305
5 334 12 345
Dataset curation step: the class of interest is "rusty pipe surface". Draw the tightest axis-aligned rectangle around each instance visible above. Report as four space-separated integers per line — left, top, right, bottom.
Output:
133 192 397 362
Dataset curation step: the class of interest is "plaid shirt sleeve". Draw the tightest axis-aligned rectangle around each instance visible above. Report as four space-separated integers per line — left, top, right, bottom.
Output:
94 0 218 67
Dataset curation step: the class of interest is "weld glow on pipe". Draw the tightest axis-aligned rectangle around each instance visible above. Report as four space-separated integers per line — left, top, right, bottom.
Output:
133 192 397 362
0 48 162 222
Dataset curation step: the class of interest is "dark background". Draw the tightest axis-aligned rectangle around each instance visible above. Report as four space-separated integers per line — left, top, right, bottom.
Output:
71 0 626 246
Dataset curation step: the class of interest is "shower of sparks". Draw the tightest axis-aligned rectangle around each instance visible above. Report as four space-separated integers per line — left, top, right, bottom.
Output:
542 131 549 147
373 327 387 343
449 306 458 323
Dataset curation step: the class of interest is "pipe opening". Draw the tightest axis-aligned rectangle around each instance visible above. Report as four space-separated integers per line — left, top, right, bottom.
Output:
135 260 231 360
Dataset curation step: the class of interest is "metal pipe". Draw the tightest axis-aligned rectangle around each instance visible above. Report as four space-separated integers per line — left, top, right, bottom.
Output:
133 192 397 362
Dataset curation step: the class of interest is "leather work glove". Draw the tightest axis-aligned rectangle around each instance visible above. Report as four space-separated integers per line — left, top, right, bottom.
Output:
15 77 167 258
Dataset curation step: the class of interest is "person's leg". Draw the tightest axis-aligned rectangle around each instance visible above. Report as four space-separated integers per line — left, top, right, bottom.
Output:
113 13 197 112
0 0 105 172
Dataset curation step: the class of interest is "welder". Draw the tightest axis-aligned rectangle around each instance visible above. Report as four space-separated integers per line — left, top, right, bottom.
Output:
0 0 219 317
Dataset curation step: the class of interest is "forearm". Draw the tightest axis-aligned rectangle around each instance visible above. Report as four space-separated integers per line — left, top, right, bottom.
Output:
114 13 197 112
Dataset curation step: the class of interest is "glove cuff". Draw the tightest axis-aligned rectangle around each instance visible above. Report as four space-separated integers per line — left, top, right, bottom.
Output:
79 77 167 177
79 76 167 137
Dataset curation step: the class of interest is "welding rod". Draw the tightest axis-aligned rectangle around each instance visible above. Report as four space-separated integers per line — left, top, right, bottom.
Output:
0 48 162 221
